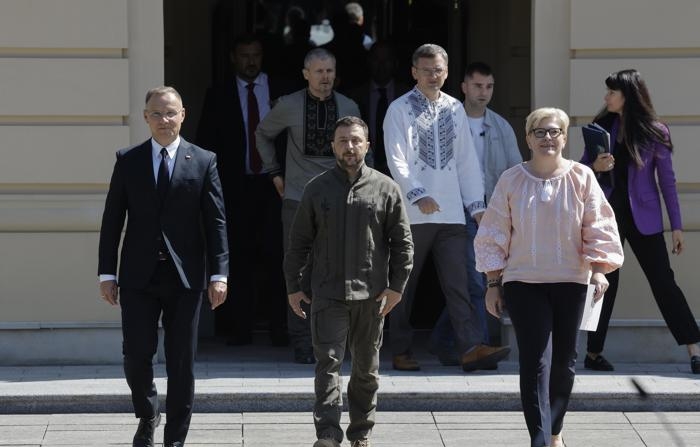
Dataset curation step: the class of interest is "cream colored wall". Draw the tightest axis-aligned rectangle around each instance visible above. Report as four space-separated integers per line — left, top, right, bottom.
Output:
0 0 164 325
2 0 698 349
533 0 700 320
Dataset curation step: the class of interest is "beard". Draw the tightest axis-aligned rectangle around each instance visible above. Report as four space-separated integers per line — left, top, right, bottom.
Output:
336 154 364 170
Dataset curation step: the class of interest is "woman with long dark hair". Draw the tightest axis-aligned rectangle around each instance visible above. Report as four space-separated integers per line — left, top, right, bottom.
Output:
581 69 700 373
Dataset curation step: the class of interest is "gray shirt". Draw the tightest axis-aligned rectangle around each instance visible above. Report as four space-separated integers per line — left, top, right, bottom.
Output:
256 88 361 202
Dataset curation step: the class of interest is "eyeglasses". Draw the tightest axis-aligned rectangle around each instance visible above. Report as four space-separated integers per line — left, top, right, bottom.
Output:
530 128 563 138
414 66 446 77
147 110 182 120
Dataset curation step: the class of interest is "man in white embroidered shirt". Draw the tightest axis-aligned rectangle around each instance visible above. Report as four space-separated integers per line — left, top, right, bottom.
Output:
383 43 510 372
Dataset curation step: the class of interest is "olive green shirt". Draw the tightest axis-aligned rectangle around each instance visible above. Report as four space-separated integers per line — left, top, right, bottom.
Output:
284 164 413 301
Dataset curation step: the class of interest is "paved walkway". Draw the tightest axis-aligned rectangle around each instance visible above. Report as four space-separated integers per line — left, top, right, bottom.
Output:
1 339 700 445
2 411 700 446
2 340 699 414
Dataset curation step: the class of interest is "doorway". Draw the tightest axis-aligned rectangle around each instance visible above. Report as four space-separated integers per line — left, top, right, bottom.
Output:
163 0 531 337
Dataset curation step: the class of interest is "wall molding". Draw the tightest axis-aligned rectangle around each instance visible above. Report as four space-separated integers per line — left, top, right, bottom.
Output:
572 48 700 59
0 47 126 58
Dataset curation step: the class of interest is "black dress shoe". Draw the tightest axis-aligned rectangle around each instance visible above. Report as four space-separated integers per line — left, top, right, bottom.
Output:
691 355 700 374
133 413 160 447
294 347 315 364
584 354 614 371
226 333 253 346
270 330 290 347
164 442 184 447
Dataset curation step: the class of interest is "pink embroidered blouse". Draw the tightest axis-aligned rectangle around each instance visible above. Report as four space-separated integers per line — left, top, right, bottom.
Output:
474 161 624 285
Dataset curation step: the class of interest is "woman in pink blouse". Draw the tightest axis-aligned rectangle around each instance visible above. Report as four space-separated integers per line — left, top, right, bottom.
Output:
474 108 624 447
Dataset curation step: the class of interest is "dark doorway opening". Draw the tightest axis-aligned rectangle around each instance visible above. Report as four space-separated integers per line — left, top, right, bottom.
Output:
164 0 531 338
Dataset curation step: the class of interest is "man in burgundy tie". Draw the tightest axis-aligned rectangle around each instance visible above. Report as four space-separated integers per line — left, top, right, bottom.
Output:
196 33 291 348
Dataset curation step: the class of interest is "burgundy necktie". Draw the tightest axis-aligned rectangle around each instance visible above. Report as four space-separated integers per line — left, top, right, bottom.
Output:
246 83 262 174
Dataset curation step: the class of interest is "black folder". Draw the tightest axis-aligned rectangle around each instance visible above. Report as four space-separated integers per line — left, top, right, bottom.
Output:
581 123 614 188
582 123 610 159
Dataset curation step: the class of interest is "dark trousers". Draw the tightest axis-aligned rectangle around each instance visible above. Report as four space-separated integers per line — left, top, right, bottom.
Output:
587 217 700 354
390 223 482 355
311 298 384 443
430 214 491 355
216 175 286 340
120 261 203 444
282 198 312 350
504 282 587 447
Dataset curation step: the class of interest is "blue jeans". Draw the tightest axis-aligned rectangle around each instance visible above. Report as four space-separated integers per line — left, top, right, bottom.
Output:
430 214 488 352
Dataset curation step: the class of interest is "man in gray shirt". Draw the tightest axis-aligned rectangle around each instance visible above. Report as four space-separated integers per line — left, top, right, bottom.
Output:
285 116 413 447
256 48 361 363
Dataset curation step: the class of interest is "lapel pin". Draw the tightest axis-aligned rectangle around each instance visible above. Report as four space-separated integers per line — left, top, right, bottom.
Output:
185 155 192 160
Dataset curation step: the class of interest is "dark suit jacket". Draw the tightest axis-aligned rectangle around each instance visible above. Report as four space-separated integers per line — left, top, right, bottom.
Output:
348 80 412 130
98 138 228 291
195 76 289 195
347 80 411 171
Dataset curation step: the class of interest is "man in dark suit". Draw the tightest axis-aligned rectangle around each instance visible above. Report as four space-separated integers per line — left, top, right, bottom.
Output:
196 33 289 347
99 86 228 447
346 41 410 176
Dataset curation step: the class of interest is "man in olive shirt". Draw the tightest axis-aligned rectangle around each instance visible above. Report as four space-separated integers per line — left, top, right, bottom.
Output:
285 117 413 447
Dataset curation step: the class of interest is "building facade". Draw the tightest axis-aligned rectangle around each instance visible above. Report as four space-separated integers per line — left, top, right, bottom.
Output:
0 0 697 363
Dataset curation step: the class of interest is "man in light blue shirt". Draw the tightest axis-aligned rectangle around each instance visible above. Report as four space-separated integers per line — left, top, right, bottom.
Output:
430 62 522 366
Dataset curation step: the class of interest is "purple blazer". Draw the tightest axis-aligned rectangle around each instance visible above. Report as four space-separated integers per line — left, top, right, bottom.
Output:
580 117 682 235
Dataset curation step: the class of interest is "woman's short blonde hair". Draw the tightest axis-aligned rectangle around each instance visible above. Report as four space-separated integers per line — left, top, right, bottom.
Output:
525 107 570 135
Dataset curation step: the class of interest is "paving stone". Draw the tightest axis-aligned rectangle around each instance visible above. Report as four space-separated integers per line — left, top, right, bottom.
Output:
561 428 646 447
0 425 46 444
0 414 51 425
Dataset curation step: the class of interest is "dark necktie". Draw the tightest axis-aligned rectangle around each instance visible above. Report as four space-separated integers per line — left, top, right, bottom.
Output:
375 87 389 172
247 82 262 174
157 148 170 203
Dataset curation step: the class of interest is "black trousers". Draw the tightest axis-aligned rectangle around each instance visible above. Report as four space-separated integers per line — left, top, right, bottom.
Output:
216 175 286 339
282 198 312 350
504 282 587 447
587 215 700 354
120 260 202 444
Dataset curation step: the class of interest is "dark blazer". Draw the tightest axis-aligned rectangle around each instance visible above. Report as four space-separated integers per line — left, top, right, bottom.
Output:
98 138 228 290
348 80 412 129
195 76 289 192
347 80 411 172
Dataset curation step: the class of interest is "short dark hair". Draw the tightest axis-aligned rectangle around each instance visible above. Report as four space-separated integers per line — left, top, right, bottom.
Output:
464 62 493 80
145 86 182 105
231 33 262 53
412 44 448 66
334 116 369 140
